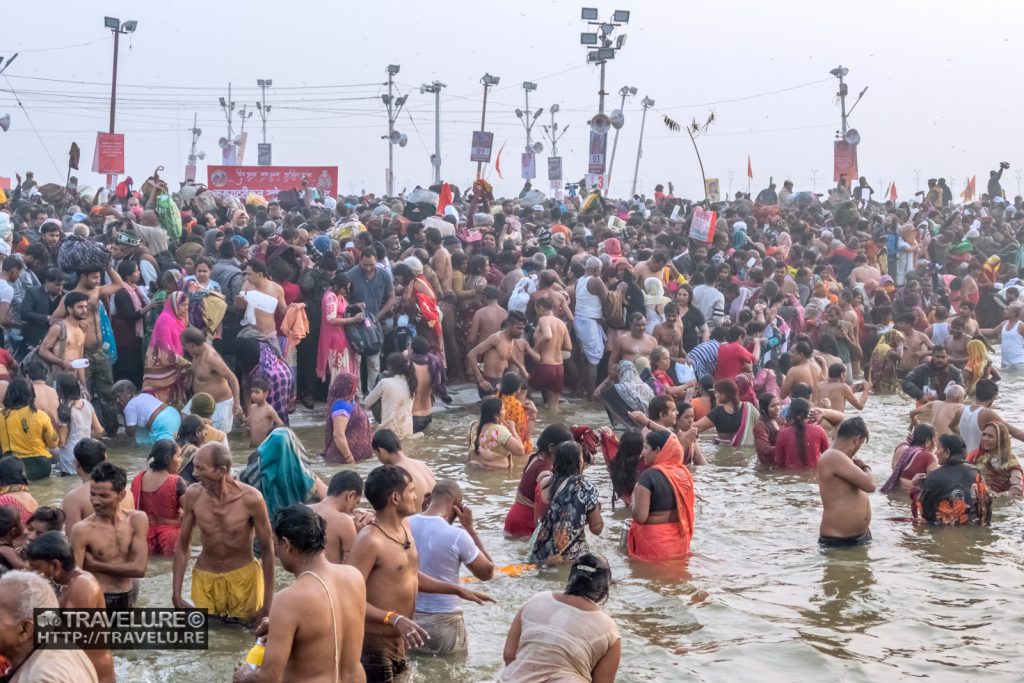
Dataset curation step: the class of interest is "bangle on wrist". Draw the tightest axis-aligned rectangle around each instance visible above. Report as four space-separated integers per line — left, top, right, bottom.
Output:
391 614 405 629
384 611 396 626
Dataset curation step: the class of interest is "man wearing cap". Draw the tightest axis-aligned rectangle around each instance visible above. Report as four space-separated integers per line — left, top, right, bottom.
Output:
110 230 159 290
185 392 230 448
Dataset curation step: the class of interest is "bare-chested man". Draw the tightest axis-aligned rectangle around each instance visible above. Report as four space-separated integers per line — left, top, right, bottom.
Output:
530 296 571 412
652 302 684 358
955 301 980 336
609 312 658 366
781 340 823 404
817 417 874 547
23 361 59 429
849 254 881 287
468 286 507 350
815 305 862 376
27 531 115 683
235 260 286 342
910 383 965 436
181 327 242 433
39 290 88 383
63 438 135 533
469 310 528 397
426 228 452 295
527 270 573 323
943 317 971 369
173 443 275 626
817 364 871 415
51 267 124 435
308 471 365 565
233 505 366 683
70 462 148 609
895 313 933 375
347 465 491 682
371 429 434 503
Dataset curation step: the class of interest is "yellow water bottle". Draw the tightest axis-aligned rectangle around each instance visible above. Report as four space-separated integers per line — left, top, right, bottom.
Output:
245 638 266 670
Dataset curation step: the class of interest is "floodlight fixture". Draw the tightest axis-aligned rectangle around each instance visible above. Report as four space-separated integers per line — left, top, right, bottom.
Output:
830 67 849 78
219 97 226 107
121 20 137 32
534 108 544 119
523 81 537 92
550 104 560 114
104 16 119 29
599 23 613 35
581 7 599 21
612 10 630 23
481 73 500 86
387 64 401 75
596 47 616 61
515 109 524 118
641 96 655 107
616 34 627 49
580 32 598 45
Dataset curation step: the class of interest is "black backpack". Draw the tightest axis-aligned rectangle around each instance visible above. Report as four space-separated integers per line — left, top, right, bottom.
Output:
344 309 383 356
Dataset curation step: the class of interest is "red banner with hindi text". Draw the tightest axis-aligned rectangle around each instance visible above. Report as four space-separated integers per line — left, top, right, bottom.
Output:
206 165 339 199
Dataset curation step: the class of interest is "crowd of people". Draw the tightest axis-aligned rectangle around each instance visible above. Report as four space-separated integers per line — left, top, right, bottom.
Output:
0 165 1021 681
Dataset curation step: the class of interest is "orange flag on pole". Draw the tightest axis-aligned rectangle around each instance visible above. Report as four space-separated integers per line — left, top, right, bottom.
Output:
746 155 753 179
888 182 898 201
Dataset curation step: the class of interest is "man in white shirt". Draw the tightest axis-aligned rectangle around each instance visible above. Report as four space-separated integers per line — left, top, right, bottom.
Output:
407 480 494 655
111 380 181 445
692 265 726 323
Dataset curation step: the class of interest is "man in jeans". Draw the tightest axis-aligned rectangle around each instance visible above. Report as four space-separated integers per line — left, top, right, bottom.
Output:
407 479 494 655
346 247 395 393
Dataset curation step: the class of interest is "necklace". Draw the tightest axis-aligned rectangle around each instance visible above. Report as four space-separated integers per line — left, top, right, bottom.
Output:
370 522 411 550
0 484 28 495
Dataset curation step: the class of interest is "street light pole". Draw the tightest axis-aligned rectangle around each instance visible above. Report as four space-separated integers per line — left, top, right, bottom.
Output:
476 73 499 180
381 66 408 196
256 79 272 144
421 81 446 184
104 16 136 184
606 85 635 195
630 96 654 198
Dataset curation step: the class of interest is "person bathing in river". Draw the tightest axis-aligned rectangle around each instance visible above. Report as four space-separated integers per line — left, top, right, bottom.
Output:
626 431 695 562
817 417 874 547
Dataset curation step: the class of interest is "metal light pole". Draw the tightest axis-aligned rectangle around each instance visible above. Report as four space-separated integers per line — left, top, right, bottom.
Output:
420 81 446 184
185 114 205 181
476 73 500 179
606 85 636 195
581 9 630 180
810 168 818 192
256 79 272 144
382 65 408 196
543 104 568 158
630 96 653 197
218 84 236 165
236 105 252 164
104 17 137 135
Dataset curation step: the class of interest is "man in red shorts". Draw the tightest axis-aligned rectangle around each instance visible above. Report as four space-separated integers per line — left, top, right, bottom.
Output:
530 297 571 412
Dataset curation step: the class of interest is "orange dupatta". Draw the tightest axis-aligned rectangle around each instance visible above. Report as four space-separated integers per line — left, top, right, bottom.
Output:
652 434 695 544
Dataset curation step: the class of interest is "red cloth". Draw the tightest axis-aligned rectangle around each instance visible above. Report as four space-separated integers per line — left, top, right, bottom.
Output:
774 423 830 469
504 457 551 537
436 183 454 216
714 342 755 380
0 495 31 523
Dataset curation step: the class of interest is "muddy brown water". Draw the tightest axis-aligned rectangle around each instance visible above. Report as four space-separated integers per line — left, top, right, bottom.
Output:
27 363 1024 681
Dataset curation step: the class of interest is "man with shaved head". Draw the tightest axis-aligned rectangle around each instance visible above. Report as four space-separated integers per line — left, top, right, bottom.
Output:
172 442 275 627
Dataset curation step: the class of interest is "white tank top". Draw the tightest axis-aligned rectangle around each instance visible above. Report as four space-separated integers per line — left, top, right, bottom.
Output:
958 404 983 454
930 322 950 347
1000 321 1024 367
575 276 603 319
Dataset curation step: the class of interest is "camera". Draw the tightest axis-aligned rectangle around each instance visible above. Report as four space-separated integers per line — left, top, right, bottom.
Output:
1000 161 1010 169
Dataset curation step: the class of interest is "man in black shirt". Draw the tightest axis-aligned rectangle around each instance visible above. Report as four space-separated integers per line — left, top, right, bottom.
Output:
20 268 64 350
912 434 991 525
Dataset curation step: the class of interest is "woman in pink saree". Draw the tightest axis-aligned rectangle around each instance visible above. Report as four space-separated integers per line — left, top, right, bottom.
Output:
142 291 191 407
317 272 361 384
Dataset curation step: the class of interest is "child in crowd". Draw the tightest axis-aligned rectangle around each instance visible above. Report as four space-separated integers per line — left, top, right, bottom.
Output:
247 378 284 448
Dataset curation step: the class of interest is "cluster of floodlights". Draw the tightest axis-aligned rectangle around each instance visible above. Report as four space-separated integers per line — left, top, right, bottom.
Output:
580 8 629 62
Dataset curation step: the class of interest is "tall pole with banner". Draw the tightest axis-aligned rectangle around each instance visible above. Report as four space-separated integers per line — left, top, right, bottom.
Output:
476 73 499 179
104 16 137 186
382 65 408 196
581 8 630 188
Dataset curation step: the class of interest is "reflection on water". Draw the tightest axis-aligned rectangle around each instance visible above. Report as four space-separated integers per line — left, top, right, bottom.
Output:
22 359 1024 681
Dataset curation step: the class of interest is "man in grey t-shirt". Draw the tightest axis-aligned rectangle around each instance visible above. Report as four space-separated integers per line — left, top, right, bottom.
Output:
346 248 396 392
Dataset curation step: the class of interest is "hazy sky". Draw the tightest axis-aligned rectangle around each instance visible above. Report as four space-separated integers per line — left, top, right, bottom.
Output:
3 0 1021 201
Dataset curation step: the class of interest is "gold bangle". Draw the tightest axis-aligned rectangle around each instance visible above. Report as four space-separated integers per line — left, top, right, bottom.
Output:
384 611 395 626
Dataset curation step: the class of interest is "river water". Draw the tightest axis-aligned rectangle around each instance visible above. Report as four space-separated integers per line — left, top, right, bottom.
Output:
27 363 1024 682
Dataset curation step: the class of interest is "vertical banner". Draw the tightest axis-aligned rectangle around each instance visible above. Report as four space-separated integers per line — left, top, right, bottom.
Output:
222 145 237 166
704 177 721 202
91 133 125 174
547 156 562 182
257 143 272 166
470 131 494 163
184 164 197 182
833 141 858 182
521 152 536 180
236 132 249 166
588 131 607 174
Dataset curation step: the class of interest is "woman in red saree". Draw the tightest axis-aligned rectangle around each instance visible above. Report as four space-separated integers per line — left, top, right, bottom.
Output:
397 257 445 357
627 430 695 561
142 291 190 407
130 440 185 556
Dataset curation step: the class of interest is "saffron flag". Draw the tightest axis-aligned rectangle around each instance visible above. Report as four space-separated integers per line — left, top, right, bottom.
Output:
888 182 897 201
436 182 453 216
494 141 506 179
746 155 753 179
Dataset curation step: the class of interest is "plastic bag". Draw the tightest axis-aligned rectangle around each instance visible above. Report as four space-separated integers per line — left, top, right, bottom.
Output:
156 193 183 241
